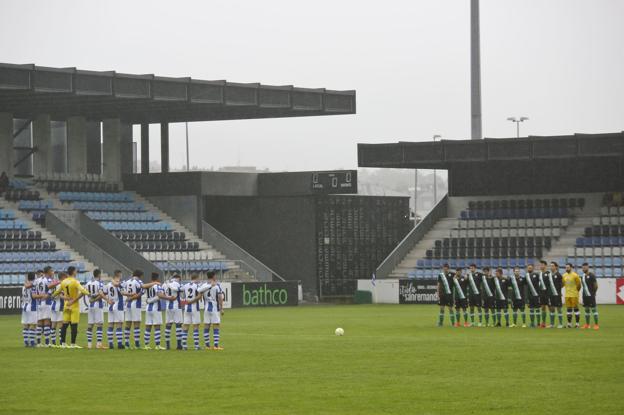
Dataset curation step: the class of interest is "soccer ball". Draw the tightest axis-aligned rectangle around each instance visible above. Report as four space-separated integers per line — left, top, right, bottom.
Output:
335 327 344 336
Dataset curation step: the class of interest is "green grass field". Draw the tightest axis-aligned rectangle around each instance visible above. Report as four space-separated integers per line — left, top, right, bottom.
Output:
1 305 623 415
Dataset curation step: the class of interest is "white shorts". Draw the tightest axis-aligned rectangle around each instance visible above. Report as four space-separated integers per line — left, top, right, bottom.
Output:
37 304 52 321
124 308 142 322
165 309 182 325
183 310 201 325
203 310 221 325
21 310 37 325
88 308 104 325
51 310 63 323
108 309 124 324
145 310 163 325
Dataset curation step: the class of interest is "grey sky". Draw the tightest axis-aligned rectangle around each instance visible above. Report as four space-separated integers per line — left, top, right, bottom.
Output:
1 0 623 171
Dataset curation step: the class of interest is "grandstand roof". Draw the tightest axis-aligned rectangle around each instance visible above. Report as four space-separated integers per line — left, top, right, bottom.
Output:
358 132 624 169
0 63 356 123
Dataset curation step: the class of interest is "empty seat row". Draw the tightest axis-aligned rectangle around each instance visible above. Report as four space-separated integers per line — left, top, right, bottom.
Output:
576 236 624 247
0 220 28 230
47 181 119 193
457 217 569 229
450 228 561 238
438 236 552 249
0 251 71 263
0 261 84 274
128 241 199 252
0 210 16 220
0 272 92 285
426 247 544 260
584 225 624 237
58 191 132 203
592 216 624 226
0 230 42 240
143 251 213 262
73 201 145 212
113 231 186 242
86 211 159 222
416 257 540 269
155 261 229 272
600 206 624 216
460 207 569 220
35 173 103 182
8 179 28 189
0 241 56 251
569 247 624 258
4 189 40 201
100 221 172 231
468 197 584 210
18 200 54 211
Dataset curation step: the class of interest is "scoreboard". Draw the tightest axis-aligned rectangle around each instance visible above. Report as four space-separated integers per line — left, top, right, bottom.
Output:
311 171 356 194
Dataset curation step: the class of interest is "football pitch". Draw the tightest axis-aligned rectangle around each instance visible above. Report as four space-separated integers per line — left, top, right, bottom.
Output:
1 305 623 415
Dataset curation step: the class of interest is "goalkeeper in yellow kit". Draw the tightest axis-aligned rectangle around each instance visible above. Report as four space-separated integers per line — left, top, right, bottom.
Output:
562 263 582 329
52 266 89 348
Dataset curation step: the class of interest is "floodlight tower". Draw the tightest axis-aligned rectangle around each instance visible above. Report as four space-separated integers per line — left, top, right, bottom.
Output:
471 0 482 140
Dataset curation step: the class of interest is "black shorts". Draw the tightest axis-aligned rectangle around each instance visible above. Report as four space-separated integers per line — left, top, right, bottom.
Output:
583 296 596 308
483 297 496 310
549 295 562 307
512 299 525 310
496 300 508 309
469 294 482 308
528 295 540 308
439 293 453 307
539 292 550 306
455 298 468 309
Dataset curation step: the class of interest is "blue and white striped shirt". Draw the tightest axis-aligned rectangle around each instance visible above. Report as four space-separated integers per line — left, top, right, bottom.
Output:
182 282 200 312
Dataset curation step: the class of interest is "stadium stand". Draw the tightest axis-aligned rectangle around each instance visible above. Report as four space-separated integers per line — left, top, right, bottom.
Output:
394 193 623 280
0 180 96 285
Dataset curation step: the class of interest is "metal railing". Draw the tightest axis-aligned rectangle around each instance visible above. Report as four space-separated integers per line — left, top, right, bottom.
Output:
375 194 449 279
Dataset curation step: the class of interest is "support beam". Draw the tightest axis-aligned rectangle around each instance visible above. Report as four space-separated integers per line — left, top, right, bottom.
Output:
86 121 102 175
32 114 52 177
141 123 149 174
120 122 133 177
0 113 13 178
160 122 169 173
470 0 482 140
102 118 122 183
67 116 87 175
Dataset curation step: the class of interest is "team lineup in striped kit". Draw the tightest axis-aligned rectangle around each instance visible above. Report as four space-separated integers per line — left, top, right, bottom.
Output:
437 260 600 329
20 267 225 350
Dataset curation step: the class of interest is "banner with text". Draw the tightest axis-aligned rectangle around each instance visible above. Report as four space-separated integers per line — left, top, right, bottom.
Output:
230 282 299 307
0 287 22 315
398 279 439 304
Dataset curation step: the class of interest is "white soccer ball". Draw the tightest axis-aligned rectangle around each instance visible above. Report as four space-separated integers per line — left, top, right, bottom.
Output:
335 327 344 336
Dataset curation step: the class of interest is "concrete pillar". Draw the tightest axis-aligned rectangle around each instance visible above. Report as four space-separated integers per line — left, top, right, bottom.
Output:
86 121 102 175
66 116 87 175
141 123 149 174
102 118 122 183
32 114 52 177
0 113 13 178
160 122 169 173
120 122 133 176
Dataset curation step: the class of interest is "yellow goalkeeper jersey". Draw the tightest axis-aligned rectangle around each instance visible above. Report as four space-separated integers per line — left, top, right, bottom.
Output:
53 277 89 310
562 272 581 298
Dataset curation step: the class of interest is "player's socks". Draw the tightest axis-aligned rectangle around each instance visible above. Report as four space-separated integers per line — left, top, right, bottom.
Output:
87 327 93 346
70 323 78 345
176 324 183 349
165 324 171 349
541 310 547 325
193 329 200 349
50 327 57 345
463 311 468 324
213 328 220 348
574 308 580 324
437 311 444 326
144 328 151 346
107 327 114 348
529 309 535 326
484 311 489 325
549 312 555 326
449 312 456 326
36 326 42 345
469 312 474 324
181 330 188 350
504 310 509 326
566 309 572 324
154 327 161 347
512 311 518 325
134 328 141 348
124 328 130 347
557 311 563 326
592 307 598 324
116 327 123 348
23 327 29 346
584 307 591 324
96 326 103 344
60 323 69 344
43 325 50 345
204 328 210 347
478 310 483 325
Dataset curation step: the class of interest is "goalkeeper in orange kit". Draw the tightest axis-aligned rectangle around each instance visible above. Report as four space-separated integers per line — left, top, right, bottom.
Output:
51 266 90 348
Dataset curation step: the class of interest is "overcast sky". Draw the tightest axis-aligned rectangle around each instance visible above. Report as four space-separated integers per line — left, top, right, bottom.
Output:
1 0 623 171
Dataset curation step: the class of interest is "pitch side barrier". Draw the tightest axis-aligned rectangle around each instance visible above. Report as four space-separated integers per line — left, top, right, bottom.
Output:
357 278 623 305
